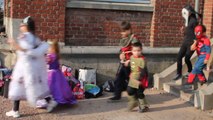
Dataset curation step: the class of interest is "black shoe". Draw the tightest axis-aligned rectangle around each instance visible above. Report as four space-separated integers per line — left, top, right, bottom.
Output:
200 80 207 86
173 74 182 80
183 72 190 78
107 96 121 103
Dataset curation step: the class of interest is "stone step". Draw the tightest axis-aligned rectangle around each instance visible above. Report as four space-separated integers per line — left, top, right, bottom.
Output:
194 83 213 110
154 38 213 90
164 79 213 110
153 53 197 90
163 79 195 105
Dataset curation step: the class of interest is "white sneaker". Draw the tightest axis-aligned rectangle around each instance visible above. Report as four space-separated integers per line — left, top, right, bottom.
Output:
36 99 48 108
6 110 20 118
47 100 57 112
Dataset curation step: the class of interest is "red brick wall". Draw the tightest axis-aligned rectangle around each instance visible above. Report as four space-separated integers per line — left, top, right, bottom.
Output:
9 0 66 42
65 9 152 46
5 0 212 47
150 0 204 47
203 0 213 38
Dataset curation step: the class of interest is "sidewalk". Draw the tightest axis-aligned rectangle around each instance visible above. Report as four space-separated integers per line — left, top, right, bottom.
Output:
0 89 213 120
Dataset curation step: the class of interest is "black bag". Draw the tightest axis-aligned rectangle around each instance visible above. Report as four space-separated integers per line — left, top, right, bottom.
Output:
102 80 115 92
0 80 4 96
3 78 10 98
2 69 12 98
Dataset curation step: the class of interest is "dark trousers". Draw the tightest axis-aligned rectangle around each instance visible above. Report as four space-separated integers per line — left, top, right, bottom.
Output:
114 64 130 98
177 42 194 75
127 86 145 99
13 101 20 111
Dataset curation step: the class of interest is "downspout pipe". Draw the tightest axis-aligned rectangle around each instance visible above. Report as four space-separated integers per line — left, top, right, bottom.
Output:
195 0 199 18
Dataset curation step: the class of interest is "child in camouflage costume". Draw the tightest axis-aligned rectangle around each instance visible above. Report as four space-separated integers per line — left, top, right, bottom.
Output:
124 42 149 112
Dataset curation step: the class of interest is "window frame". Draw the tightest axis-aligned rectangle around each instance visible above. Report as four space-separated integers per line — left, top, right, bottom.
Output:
67 0 154 12
75 0 151 4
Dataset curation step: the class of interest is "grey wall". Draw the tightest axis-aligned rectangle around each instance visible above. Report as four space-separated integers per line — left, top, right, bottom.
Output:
60 53 177 86
0 38 177 86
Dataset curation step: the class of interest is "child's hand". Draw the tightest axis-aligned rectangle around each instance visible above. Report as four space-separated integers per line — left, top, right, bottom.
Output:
206 66 210 71
124 51 131 54
190 40 197 51
133 79 141 86
46 54 51 63
180 26 184 34
7 38 15 45
129 76 141 85
46 57 51 63
119 52 125 60
204 60 208 64
7 38 26 52
124 60 130 66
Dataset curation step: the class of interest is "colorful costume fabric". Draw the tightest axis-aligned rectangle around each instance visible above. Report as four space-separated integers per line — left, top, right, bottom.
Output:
129 56 148 89
120 34 139 60
47 53 77 104
188 36 211 83
127 55 149 111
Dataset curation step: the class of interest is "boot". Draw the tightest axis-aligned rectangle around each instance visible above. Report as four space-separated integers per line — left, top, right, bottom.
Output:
138 98 149 113
197 74 207 85
127 95 138 111
188 73 196 84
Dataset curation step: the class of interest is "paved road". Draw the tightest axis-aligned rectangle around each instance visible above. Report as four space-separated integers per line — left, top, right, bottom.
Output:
0 89 213 120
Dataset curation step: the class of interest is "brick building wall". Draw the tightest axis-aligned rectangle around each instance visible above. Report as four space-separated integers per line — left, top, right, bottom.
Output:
3 0 213 47
65 9 152 46
150 0 204 47
4 0 66 42
65 0 205 47
203 0 213 37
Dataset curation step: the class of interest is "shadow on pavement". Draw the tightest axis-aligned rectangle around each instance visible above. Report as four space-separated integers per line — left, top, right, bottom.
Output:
149 102 190 113
51 96 127 115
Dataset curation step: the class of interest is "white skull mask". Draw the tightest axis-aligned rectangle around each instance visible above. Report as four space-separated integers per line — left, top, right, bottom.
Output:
182 8 190 27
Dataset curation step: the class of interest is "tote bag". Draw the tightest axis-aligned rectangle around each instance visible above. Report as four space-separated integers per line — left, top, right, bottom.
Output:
78 67 96 85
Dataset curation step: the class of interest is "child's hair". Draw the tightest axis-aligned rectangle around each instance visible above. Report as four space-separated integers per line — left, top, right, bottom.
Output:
121 21 132 31
26 17 36 35
50 39 60 60
132 42 143 49
201 24 206 33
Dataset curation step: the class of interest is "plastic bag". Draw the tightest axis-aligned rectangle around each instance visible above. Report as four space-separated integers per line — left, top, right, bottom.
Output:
85 84 100 96
73 83 84 99
78 67 96 85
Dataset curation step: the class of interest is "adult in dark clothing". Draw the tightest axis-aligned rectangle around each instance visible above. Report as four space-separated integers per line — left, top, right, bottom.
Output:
173 5 199 80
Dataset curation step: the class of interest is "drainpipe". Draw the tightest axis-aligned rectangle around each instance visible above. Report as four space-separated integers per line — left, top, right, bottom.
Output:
195 0 199 17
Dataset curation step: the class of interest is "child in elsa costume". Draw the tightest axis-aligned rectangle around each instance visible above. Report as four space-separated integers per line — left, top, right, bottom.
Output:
6 16 57 118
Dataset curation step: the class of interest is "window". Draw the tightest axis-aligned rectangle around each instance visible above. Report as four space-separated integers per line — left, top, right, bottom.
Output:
67 0 153 12
79 0 150 4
